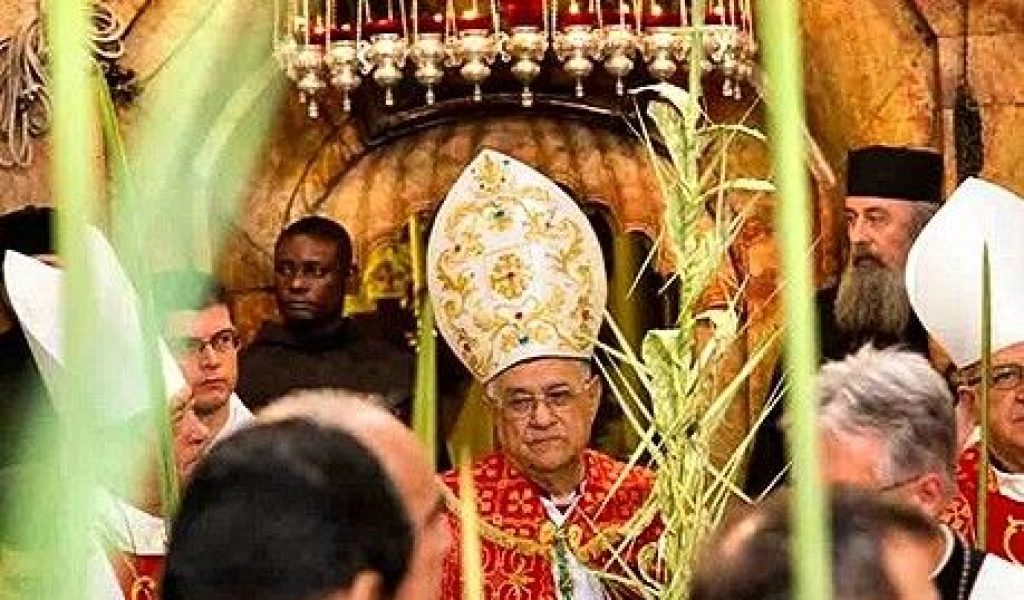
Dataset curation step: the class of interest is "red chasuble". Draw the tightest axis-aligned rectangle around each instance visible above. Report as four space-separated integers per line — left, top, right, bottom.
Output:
97 491 167 600
440 449 662 599
943 444 1024 565
108 553 163 600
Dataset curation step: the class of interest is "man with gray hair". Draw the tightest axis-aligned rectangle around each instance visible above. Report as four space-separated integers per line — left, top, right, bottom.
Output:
816 345 1024 600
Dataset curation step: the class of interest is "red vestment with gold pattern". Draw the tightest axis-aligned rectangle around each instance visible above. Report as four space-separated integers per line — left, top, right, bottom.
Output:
943 444 1024 565
440 449 661 600
109 552 163 600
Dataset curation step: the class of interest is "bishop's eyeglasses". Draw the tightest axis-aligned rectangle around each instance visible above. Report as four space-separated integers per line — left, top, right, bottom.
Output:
489 377 598 418
956 363 1024 391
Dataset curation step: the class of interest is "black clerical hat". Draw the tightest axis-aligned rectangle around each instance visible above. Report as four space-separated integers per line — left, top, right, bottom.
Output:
846 146 943 204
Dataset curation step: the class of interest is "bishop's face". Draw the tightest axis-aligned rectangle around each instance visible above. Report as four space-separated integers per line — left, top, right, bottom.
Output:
486 358 600 488
170 389 211 483
963 342 1024 472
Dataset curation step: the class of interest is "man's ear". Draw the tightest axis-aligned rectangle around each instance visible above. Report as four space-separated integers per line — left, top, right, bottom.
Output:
584 376 602 424
324 571 383 600
954 386 978 453
908 473 950 520
957 385 978 422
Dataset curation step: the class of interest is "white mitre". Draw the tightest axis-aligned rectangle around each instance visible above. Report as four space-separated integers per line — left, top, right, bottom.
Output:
905 177 1024 369
427 149 607 383
2 226 186 423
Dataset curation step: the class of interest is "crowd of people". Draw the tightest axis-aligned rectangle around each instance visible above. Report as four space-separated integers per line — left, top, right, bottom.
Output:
2 145 1024 599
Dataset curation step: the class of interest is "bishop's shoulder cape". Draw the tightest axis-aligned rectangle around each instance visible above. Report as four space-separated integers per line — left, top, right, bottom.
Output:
944 444 1024 565
440 449 662 599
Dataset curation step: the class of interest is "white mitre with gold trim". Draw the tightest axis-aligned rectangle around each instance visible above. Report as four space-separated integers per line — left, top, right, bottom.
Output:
427 149 607 383
905 177 1024 369
2 226 187 424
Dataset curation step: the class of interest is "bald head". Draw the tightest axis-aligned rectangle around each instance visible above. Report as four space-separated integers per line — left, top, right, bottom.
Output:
259 390 402 444
258 389 451 600
258 389 434 520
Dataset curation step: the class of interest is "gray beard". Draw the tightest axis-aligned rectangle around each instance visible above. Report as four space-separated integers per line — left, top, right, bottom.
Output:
834 253 911 342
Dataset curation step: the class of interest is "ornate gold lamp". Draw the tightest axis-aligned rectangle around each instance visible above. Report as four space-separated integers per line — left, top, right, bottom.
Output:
410 13 448 105
552 1 603 98
272 0 757 116
503 2 548 106
600 3 640 96
446 4 503 102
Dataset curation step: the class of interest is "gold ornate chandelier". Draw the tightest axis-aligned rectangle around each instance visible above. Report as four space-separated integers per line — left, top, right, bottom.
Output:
273 0 757 118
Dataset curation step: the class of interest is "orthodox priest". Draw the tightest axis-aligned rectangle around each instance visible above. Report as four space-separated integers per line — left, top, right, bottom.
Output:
906 177 1024 565
428 150 661 599
745 145 943 495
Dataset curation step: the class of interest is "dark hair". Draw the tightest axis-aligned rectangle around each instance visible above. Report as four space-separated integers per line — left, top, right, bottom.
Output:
151 269 233 325
163 418 413 600
691 486 937 600
0 206 54 263
275 216 353 271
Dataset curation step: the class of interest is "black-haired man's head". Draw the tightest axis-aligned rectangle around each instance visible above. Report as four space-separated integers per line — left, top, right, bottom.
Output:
164 418 412 600
273 216 353 330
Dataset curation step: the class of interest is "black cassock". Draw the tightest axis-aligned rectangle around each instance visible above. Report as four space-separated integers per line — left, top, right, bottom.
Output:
743 285 931 497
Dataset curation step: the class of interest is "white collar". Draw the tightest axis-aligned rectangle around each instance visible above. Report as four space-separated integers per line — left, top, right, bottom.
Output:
539 484 585 527
210 393 253 446
96 489 166 556
931 524 956 579
964 428 1024 502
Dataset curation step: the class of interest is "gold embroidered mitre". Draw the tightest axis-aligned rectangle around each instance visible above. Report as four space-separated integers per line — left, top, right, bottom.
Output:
427 149 607 382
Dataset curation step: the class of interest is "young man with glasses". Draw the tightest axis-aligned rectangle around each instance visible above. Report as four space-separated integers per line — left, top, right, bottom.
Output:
237 216 414 415
157 270 252 444
907 178 1024 565
428 151 661 600
816 345 1024 599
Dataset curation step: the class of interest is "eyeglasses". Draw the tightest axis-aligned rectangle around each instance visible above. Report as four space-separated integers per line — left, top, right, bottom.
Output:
168 329 240 357
490 377 597 418
876 473 924 494
274 260 336 280
959 363 1024 391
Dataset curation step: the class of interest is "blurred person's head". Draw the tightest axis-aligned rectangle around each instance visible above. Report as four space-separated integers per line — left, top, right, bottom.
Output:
273 216 353 330
817 345 956 518
164 418 412 600
691 486 940 600
260 390 451 600
156 271 239 424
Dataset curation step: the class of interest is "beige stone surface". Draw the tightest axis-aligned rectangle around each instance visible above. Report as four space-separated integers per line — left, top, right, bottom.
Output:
800 0 940 170
0 0 35 40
